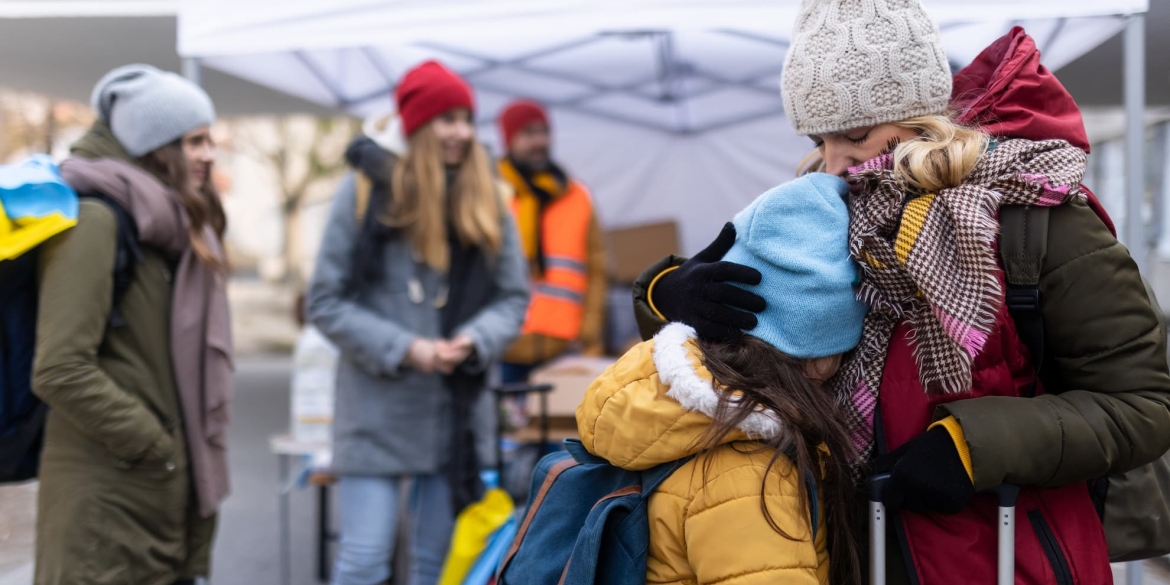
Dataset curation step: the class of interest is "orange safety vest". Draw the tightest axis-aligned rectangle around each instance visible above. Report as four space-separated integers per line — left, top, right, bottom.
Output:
510 180 593 341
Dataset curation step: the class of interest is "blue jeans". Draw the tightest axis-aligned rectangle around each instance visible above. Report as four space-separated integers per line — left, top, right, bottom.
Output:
331 474 454 585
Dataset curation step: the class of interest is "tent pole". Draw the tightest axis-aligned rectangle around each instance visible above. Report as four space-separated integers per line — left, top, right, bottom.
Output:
183 58 203 87
1124 12 1147 274
1128 561 1144 585
1158 123 1170 260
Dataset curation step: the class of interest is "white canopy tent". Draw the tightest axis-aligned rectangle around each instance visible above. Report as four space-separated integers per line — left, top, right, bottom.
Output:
178 0 1149 261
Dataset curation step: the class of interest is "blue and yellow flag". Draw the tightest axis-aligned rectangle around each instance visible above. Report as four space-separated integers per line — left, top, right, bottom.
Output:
0 155 78 261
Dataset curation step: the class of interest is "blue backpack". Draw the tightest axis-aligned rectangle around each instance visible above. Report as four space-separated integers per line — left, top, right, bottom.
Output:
0 156 141 484
497 438 818 585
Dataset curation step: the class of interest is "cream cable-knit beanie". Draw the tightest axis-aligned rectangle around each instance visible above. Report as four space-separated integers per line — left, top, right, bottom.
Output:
781 0 952 136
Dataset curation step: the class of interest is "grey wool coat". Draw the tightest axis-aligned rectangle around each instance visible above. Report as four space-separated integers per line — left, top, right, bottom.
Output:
307 173 530 476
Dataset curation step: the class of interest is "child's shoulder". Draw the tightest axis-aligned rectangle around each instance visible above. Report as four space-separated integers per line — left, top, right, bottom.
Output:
664 443 799 495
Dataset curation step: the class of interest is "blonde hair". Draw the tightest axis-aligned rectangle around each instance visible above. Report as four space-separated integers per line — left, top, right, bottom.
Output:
386 123 502 272
798 114 990 194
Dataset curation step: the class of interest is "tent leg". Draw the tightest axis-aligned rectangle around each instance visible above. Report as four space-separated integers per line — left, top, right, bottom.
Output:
1158 124 1170 260
183 58 203 86
1124 13 1147 273
1127 561 1143 585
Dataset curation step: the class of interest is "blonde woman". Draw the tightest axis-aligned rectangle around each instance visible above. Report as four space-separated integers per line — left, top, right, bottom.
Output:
630 2 1170 584
307 61 528 585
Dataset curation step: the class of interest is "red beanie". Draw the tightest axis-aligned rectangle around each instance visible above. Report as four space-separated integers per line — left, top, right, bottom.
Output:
395 60 475 137
499 100 549 148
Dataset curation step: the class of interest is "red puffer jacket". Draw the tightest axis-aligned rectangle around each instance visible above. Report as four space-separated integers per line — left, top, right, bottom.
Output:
879 28 1114 585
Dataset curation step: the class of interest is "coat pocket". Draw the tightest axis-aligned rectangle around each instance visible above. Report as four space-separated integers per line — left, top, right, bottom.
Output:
36 460 186 585
128 430 178 470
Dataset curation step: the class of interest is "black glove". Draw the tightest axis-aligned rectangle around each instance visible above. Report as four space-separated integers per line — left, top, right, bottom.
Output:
650 223 766 341
874 426 974 515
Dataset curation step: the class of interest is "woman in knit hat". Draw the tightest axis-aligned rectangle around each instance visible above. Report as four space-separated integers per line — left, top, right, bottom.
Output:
632 1 1170 583
33 64 230 585
577 173 866 585
306 60 529 585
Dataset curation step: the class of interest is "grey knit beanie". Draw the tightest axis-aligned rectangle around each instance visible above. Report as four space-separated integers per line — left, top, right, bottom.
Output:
91 64 216 157
781 0 952 136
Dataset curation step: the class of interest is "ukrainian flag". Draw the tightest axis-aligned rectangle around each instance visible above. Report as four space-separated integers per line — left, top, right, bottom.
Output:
0 155 78 261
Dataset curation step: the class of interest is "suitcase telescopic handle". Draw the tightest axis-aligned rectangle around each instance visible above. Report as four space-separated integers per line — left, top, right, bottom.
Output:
869 473 891 585
992 484 1021 585
869 474 1020 585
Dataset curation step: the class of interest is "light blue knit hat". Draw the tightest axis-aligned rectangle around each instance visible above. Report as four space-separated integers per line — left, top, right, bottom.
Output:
722 173 867 359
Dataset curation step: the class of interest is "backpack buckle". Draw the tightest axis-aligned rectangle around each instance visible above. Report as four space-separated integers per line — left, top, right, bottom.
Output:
1006 286 1040 312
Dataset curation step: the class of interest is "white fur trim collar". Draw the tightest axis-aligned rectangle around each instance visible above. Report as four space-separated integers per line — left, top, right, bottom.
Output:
652 323 782 440
363 112 406 156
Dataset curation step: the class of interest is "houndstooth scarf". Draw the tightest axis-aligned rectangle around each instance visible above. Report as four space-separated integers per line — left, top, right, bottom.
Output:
832 138 1088 468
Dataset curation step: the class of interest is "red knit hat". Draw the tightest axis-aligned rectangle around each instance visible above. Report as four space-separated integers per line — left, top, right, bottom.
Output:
395 61 475 137
499 100 549 148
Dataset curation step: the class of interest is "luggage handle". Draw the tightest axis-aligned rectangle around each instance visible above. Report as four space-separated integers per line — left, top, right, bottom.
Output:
494 383 555 397
493 384 556 474
993 484 1021 585
493 383 554 446
869 474 890 585
869 474 1020 585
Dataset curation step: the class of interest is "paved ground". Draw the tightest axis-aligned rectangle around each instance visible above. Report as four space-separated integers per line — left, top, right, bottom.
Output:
0 482 36 585
208 355 324 585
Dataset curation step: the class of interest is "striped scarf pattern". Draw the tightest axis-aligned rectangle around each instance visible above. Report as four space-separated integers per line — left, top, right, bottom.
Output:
832 138 1089 468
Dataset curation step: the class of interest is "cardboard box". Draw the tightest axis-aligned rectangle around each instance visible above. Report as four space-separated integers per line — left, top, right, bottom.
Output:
528 355 618 417
605 221 680 284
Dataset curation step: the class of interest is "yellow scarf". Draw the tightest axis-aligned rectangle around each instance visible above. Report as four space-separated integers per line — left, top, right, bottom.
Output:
498 158 566 262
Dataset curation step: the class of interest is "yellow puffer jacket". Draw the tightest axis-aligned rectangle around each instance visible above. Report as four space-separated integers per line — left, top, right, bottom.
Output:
576 323 829 585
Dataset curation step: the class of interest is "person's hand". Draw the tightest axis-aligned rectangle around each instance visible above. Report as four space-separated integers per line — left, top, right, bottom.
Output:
874 426 974 515
435 334 475 374
404 339 438 374
651 222 766 341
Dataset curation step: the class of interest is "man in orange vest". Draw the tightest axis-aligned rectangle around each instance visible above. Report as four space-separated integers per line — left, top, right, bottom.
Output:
497 99 607 386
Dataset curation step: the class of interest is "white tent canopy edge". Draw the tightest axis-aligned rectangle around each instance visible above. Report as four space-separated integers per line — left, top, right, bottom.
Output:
178 1 1151 263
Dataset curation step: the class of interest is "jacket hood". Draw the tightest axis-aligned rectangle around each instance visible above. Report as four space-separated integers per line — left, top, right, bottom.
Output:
344 135 397 185
362 111 407 156
952 27 1089 153
953 27 1116 235
575 323 782 470
71 121 135 163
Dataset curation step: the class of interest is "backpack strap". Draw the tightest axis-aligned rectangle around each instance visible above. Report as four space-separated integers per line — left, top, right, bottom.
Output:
81 194 142 328
780 445 821 541
801 468 820 540
345 171 397 295
501 454 579 573
640 455 694 497
562 438 693 499
639 451 821 540
999 205 1049 396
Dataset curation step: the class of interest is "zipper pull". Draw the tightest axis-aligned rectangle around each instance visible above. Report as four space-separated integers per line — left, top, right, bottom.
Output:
408 278 424 305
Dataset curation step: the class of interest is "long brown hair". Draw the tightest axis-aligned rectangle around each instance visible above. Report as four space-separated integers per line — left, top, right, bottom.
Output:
697 336 862 585
136 141 227 271
385 122 502 272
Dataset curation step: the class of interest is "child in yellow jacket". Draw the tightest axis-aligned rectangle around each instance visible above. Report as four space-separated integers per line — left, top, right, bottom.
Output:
576 173 868 585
